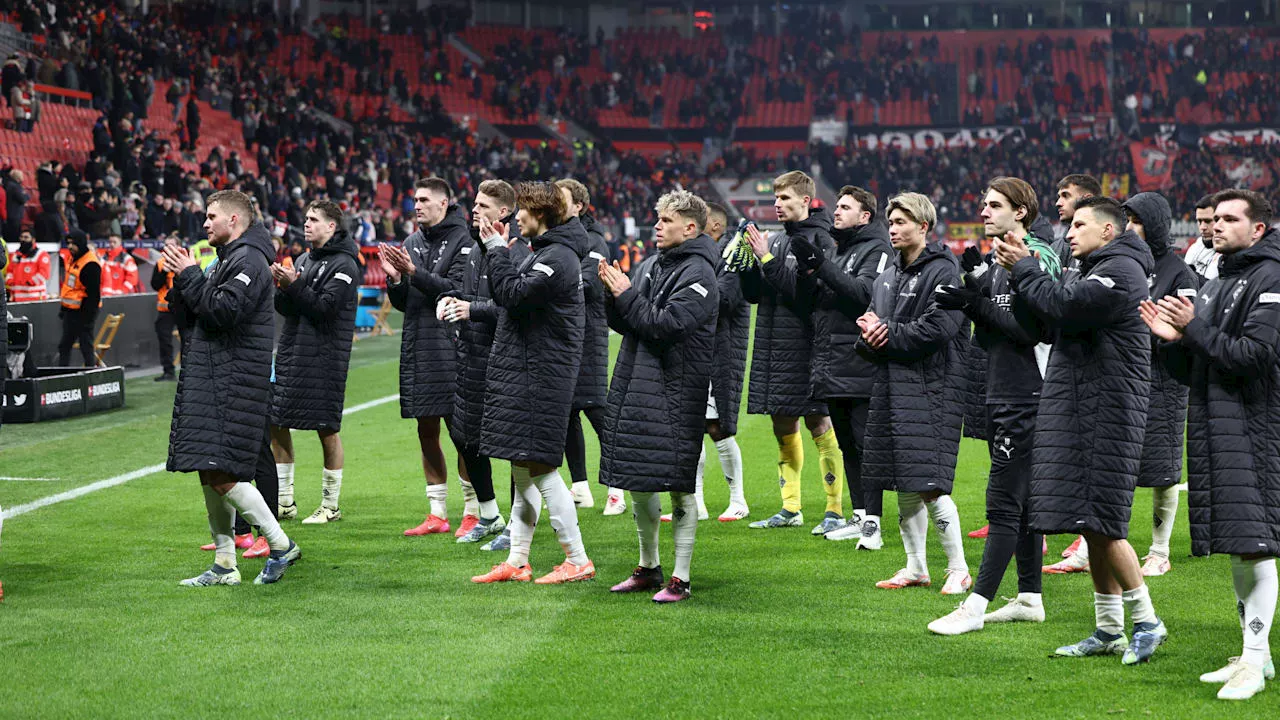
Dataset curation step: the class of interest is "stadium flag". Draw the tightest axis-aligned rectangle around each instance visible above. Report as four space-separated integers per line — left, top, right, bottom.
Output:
1130 141 1176 190
1101 173 1131 198
1216 155 1276 191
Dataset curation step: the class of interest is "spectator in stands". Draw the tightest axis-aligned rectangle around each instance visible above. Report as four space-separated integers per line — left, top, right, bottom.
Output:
1 54 22 108
34 198 64 247
3 170 28 244
184 95 200 151
11 79 36 132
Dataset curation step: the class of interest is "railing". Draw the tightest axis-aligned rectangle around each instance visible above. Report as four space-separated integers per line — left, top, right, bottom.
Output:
33 84 93 109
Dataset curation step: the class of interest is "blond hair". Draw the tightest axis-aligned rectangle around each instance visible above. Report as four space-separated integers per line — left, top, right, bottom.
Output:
774 170 815 201
886 192 937 232
655 190 709 233
555 178 590 209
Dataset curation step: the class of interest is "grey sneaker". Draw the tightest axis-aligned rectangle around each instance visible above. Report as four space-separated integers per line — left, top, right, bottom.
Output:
1054 630 1129 658
180 565 241 587
1122 620 1168 665
748 510 803 529
253 541 301 585
458 516 507 544
811 512 844 536
278 502 298 520
481 528 512 552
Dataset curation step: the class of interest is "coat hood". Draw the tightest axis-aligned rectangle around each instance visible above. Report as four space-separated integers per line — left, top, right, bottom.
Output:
1122 192 1173 258
1082 229 1156 276
311 227 360 261
833 220 890 247
1029 214 1055 246
535 216 591 253
1221 227 1280 278
784 206 833 235
900 240 958 273
223 221 275 264
659 233 719 268
424 204 468 242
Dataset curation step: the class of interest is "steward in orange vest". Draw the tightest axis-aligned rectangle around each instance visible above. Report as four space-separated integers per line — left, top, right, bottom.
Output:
57 231 103 367
151 251 184 380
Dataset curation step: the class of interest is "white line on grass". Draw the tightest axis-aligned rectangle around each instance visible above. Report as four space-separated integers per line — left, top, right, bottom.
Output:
0 477 63 482
0 393 401 521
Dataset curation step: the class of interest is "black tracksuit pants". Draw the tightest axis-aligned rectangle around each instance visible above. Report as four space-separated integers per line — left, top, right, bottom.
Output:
827 396 882 516
973 402 1043 600
565 407 606 485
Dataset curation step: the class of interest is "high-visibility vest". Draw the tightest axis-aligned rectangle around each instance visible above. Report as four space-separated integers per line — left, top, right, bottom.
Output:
156 256 174 312
7 246 52 302
190 239 218 269
60 250 102 310
102 247 139 296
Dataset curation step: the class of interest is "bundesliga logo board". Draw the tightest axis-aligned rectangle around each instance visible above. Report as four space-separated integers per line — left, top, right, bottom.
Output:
3 367 125 423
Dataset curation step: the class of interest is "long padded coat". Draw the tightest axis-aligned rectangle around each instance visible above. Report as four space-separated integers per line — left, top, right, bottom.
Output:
1159 229 1280 556
809 221 893 399
269 229 361 431
446 231 530 449
479 220 586 467
710 233 751 436
573 215 610 410
742 209 835 416
859 242 969 494
167 222 276 481
388 206 473 418
1123 193 1200 487
1011 230 1155 539
599 235 720 494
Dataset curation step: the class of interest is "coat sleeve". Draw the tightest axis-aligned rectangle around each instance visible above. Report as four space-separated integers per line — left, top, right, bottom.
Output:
1010 255 1132 330
875 264 965 362
1179 296 1280 378
172 257 263 331
613 268 718 346
280 256 358 325
760 245 816 313
468 298 498 324
816 248 884 316
738 263 763 303
486 246 563 310
409 242 470 299
150 263 168 291
717 266 744 316
605 293 633 335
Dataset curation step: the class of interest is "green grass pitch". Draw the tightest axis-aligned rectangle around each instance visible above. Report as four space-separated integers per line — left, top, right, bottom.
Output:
0 325 1266 718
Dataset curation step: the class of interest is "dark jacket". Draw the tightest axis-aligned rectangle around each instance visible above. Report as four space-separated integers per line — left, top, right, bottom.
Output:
968 237 1058 404
1159 229 1280 556
710 233 751 436
479 220 586 466
1123 192 1199 487
4 178 27 228
809 221 892 399
600 235 720 493
860 242 969 494
572 214 609 410
1012 230 1155 539
961 341 990 441
387 206 472 418
741 208 835 416
446 228 530 449
269 229 361 431
166 222 276 480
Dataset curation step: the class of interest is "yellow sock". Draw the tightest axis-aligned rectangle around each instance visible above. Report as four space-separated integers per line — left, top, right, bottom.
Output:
778 432 803 513
814 428 845 515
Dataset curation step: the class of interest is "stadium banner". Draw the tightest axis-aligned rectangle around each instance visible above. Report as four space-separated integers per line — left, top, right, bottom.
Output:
1216 155 1276 190
1101 173 1131 198
849 126 1026 151
945 223 990 255
1200 127 1280 148
1130 141 1176 190
1142 124 1280 148
809 119 848 144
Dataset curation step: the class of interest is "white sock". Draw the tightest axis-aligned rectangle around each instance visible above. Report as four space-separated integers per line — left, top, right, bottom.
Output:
898 493 928 576
864 514 881 535
506 466 540 568
460 477 479 516
1233 555 1277 667
1017 592 1044 607
1095 592 1124 636
963 593 990 614
277 463 295 506
853 508 866 523
223 483 289 552
533 469 588 565
1122 584 1159 627
716 437 746 505
1074 536 1090 561
426 483 448 518
926 494 967 572
202 486 236 569
632 491 661 568
478 498 501 521
1149 486 1178 558
671 491 698 582
321 468 342 509
694 445 706 509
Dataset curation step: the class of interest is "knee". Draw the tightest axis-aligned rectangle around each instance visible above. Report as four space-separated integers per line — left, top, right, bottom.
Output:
805 415 832 435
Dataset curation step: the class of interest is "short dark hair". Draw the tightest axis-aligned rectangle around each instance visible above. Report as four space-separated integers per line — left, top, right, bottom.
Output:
414 176 452 199
838 185 878 221
1057 174 1102 196
1213 189 1274 227
515 181 567 228
1194 194 1218 211
306 199 343 226
1073 195 1125 229
987 176 1038 227
706 202 729 224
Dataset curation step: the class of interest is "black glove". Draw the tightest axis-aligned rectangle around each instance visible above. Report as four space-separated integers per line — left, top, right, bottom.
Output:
935 283 981 311
960 246 986 274
791 235 824 271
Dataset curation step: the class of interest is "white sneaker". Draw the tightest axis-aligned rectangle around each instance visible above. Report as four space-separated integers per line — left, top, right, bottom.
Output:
696 503 710 521
1202 657 1277 684
1140 554 1171 576
301 506 342 524
717 502 749 522
940 568 973 595
602 493 626 516
278 502 298 520
571 481 594 508
179 566 241 587
1219 662 1267 701
825 517 863 541
856 519 884 550
983 596 1046 623
928 602 985 635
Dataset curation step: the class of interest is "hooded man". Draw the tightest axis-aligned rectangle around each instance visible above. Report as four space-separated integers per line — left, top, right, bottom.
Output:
56 230 101 367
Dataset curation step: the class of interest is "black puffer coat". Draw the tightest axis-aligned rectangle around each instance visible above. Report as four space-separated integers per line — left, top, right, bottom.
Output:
387 206 473 418
742 208 835 416
480 220 586 466
167 222 276 480
574 215 610 410
859 242 969 493
446 230 530 449
269 229 361 431
962 342 990 440
600 235 720 493
710 234 751 436
1160 230 1280 556
1123 193 1200 487
1012 230 1155 539
810 221 893 399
